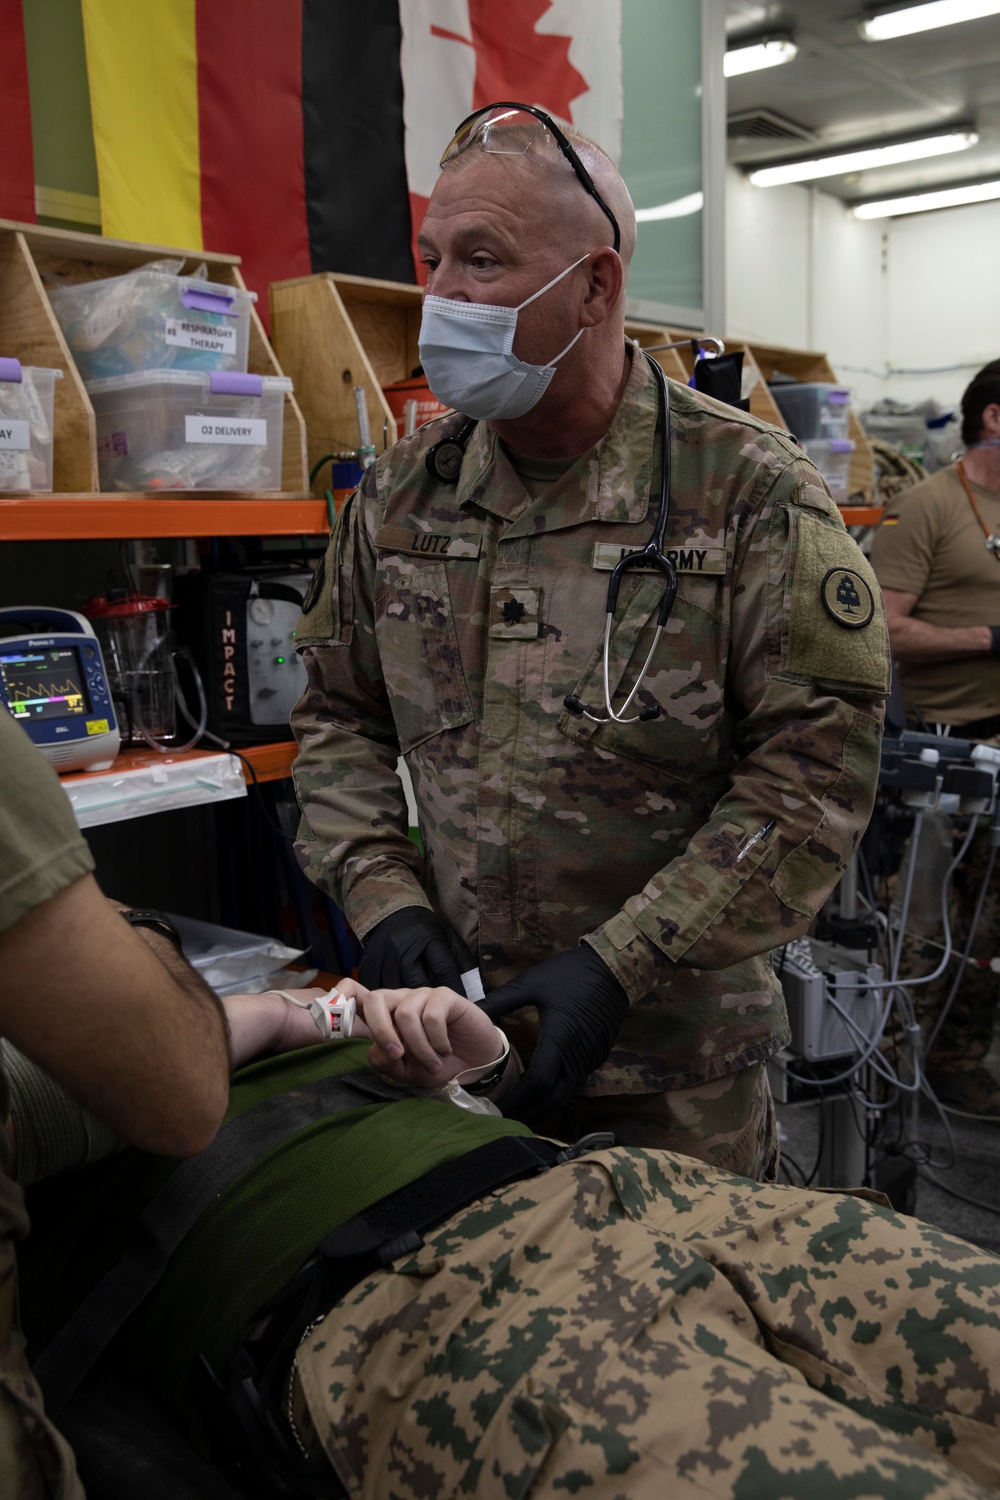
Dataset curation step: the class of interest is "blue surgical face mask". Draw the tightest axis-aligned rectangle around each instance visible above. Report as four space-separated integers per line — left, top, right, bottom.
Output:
418 253 590 421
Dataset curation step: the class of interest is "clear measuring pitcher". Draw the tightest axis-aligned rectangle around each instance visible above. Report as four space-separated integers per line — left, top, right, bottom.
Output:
84 592 176 745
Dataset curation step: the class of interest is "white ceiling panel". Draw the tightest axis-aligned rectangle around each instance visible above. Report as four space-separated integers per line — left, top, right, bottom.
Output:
725 0 1000 201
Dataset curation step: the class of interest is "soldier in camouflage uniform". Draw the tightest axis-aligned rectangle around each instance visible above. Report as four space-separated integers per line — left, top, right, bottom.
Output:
292 105 891 1177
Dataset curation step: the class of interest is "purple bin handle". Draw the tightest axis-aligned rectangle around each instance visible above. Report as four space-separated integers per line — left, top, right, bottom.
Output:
0 358 23 383
827 389 850 405
182 287 236 316
209 371 263 397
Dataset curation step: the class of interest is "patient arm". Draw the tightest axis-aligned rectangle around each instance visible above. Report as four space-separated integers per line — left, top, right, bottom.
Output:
5 982 512 1183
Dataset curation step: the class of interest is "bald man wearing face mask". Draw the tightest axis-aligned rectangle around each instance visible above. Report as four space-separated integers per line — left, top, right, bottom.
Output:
291 105 891 1178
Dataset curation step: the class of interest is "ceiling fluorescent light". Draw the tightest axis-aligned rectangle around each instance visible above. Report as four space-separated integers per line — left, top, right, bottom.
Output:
724 37 798 76
861 2 1000 41
635 192 704 222
854 178 1000 216
749 129 977 186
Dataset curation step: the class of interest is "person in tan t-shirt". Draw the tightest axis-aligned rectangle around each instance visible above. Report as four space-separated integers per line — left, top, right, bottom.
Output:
870 360 1000 1114
871 360 1000 730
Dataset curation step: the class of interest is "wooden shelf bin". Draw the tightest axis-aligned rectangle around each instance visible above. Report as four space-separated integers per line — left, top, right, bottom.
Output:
654 330 787 431
270 272 426 489
0 218 309 502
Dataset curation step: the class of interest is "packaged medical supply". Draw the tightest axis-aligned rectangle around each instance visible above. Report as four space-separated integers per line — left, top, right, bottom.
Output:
48 263 254 381
0 359 61 492
169 914 305 994
87 370 292 491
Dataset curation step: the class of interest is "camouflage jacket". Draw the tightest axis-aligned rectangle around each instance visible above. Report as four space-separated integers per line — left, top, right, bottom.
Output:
293 352 890 1094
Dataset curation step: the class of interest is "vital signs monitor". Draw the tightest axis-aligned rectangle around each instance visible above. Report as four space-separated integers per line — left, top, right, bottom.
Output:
0 606 121 772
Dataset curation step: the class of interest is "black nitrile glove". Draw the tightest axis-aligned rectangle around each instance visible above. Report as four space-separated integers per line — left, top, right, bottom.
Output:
358 907 474 994
480 944 629 1121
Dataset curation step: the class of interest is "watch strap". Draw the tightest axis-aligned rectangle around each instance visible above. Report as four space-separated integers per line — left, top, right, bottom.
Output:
454 1029 511 1095
121 909 184 952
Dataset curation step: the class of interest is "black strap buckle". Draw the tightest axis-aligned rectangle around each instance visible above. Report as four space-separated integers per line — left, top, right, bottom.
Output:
555 1131 616 1164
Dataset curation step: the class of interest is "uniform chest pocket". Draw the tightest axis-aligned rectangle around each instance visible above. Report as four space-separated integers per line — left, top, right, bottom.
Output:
556 573 727 778
374 559 474 753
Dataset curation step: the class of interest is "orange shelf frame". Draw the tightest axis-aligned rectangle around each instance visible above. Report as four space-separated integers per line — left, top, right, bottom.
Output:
238 740 297 784
0 495 330 541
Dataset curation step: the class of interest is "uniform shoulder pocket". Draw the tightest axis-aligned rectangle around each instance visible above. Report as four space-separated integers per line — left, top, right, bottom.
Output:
294 495 357 649
782 504 891 697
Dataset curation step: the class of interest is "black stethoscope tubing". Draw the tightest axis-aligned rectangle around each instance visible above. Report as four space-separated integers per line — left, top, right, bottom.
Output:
425 351 677 725
566 353 676 723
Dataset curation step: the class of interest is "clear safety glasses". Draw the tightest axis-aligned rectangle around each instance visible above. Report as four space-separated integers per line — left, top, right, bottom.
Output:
440 102 621 255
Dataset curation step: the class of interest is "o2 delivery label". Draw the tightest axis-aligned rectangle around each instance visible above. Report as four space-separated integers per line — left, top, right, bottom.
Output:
185 416 267 445
165 317 237 356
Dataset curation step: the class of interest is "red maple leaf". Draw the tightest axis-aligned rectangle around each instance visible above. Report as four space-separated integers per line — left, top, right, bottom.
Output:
432 0 588 123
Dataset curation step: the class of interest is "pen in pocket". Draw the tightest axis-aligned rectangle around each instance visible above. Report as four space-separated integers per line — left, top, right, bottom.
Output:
736 818 776 863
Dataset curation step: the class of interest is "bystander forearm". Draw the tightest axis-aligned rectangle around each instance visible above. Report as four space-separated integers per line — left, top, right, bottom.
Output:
881 586 994 662
887 613 992 662
0 876 231 1159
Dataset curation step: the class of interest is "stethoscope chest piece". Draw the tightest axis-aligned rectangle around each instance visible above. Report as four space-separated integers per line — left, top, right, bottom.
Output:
426 418 477 484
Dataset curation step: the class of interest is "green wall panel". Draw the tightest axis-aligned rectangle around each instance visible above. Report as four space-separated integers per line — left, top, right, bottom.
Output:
620 0 703 319
23 0 98 199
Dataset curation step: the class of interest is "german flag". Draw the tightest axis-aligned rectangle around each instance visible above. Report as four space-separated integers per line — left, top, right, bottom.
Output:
81 2 622 323
81 0 415 323
0 0 36 223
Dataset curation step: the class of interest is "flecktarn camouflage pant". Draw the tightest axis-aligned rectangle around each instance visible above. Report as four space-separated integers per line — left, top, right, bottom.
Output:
293 1147 1000 1498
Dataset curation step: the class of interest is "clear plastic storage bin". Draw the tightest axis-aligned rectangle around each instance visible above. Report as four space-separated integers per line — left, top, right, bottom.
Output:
0 358 62 492
770 382 851 441
48 268 255 381
803 438 855 504
87 369 292 491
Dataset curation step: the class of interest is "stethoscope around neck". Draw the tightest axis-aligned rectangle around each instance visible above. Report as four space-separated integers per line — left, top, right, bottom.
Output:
425 352 678 725
563 355 676 724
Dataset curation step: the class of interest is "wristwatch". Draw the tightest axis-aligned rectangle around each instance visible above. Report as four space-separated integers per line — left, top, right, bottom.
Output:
120 908 184 953
456 1030 511 1096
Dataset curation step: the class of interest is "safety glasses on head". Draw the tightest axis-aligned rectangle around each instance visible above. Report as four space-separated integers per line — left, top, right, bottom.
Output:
440 101 621 255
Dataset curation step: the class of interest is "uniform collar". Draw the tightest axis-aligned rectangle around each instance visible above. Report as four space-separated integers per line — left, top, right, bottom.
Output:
454 347 659 536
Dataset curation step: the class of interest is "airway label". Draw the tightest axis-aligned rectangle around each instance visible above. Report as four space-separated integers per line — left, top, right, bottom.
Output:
0 421 30 449
165 317 237 355
185 416 266 445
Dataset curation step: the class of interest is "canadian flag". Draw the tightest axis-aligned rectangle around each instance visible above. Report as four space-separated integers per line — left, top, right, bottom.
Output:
400 0 623 282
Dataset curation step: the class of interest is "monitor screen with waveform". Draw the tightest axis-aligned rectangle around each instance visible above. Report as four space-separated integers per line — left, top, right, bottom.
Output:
0 646 91 722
